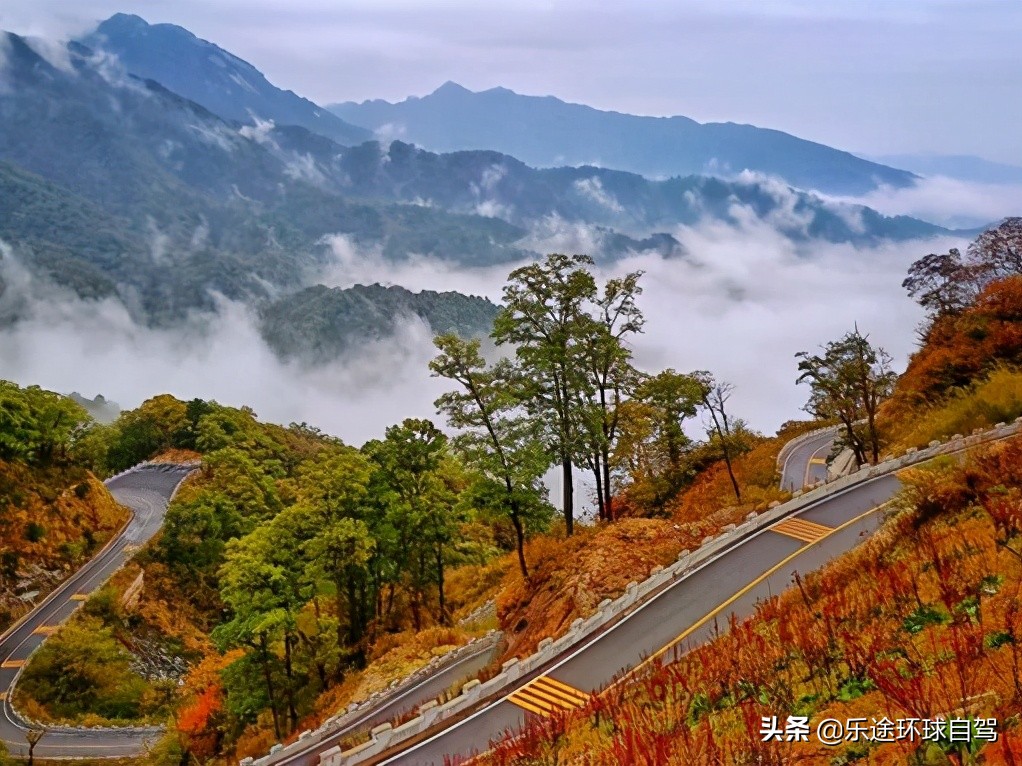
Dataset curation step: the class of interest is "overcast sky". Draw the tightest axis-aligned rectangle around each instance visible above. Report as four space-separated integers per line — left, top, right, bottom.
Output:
2 1 1021 165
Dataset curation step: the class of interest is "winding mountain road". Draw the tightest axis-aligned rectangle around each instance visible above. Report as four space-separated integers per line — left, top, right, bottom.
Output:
0 425 910 765
373 471 893 766
780 427 838 492
0 464 195 759
261 427 904 766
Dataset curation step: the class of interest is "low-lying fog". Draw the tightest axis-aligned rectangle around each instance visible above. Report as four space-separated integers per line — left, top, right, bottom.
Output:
1 208 953 451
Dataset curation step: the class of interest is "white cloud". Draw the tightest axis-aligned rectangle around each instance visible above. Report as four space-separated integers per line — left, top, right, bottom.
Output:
0 253 446 446
573 176 624 213
0 33 11 84
0 215 967 452
283 152 327 184
318 234 512 301
374 122 407 141
187 122 240 152
838 176 1022 230
313 221 958 440
615 220 947 432
239 114 277 146
520 214 608 257
468 164 513 219
23 34 73 72
733 170 815 233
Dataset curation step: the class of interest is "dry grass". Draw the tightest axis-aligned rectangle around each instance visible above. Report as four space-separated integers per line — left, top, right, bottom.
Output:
886 366 1022 452
496 519 688 660
148 448 202 464
670 420 822 524
483 439 1022 765
0 462 129 632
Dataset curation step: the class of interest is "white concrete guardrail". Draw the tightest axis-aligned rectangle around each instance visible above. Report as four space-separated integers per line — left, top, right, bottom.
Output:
242 630 503 766
293 418 1022 766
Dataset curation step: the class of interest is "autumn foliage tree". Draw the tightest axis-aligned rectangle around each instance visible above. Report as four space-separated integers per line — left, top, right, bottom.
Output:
904 217 1022 323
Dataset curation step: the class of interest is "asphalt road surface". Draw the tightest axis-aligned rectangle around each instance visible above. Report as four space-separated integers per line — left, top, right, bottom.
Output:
780 429 838 492
375 473 901 766
0 464 194 759
262 642 501 766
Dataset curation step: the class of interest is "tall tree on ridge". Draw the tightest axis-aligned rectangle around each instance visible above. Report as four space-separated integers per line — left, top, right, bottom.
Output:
492 253 596 535
575 271 645 520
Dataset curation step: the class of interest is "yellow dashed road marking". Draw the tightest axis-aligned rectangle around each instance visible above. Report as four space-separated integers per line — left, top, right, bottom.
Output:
809 457 827 465
623 505 886 680
508 676 590 717
70 594 88 601
770 517 833 544
1 660 25 669
32 625 58 636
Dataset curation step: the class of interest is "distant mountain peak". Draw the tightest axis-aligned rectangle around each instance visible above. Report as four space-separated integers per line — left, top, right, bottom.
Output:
80 15 371 146
432 81 472 96
99 12 148 29
96 14 193 45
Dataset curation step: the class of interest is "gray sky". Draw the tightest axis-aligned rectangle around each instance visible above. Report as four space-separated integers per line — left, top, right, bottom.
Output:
2 0 1021 164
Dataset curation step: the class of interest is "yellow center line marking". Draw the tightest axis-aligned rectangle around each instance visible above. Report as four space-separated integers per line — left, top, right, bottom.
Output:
809 457 827 465
1 660 25 669
619 504 886 681
32 625 58 636
69 594 88 602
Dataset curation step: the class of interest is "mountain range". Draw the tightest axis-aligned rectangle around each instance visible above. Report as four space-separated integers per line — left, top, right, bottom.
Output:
80 15 920 197
331 81 917 196
0 16 976 365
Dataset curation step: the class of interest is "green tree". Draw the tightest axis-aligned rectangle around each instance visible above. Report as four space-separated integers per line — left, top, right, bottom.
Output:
303 514 375 648
364 419 465 627
158 448 280 608
637 370 703 471
16 616 147 721
431 334 553 579
20 386 92 465
293 446 374 650
575 271 644 521
105 394 188 471
0 381 35 462
215 522 305 738
614 370 704 510
796 327 897 465
0 381 92 466
492 253 597 535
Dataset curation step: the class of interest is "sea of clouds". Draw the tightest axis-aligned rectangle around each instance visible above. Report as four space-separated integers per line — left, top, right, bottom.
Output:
1 212 952 449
